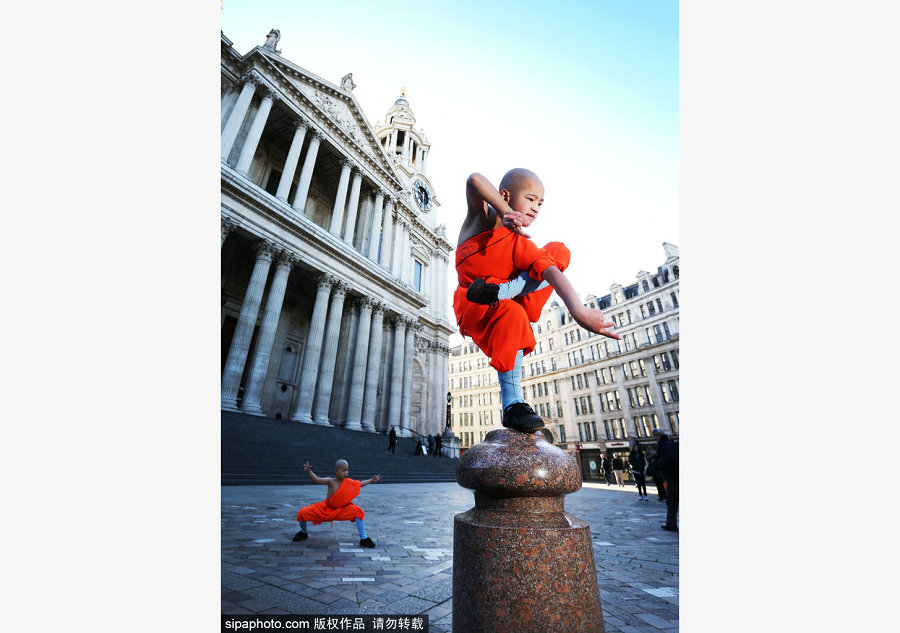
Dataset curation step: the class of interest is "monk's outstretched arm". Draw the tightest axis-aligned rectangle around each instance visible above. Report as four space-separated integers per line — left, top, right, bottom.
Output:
542 267 621 340
360 474 382 487
303 461 330 485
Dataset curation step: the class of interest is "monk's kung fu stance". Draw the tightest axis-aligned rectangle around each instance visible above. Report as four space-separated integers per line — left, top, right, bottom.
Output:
293 460 381 548
454 169 621 432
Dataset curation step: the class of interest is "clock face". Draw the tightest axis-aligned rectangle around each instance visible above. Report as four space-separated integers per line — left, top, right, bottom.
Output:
413 179 432 211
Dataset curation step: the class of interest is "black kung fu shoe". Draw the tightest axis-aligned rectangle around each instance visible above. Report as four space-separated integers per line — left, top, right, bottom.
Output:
502 402 545 433
466 278 500 305
292 531 308 541
359 537 376 548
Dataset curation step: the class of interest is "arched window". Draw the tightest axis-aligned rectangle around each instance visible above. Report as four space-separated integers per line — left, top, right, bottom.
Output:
672 265 680 278
642 280 649 292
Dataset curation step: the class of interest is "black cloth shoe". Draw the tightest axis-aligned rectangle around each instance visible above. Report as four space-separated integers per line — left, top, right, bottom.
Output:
502 402 544 432
660 525 678 532
359 537 376 548
466 278 500 305
292 531 308 541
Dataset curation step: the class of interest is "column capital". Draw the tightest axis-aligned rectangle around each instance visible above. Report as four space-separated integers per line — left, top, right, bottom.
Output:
332 280 350 298
310 129 324 141
275 249 298 269
404 316 419 328
371 300 386 316
317 271 338 291
242 69 264 86
221 215 239 234
384 195 396 207
351 295 370 310
341 157 355 170
254 240 277 261
293 117 309 131
260 86 279 102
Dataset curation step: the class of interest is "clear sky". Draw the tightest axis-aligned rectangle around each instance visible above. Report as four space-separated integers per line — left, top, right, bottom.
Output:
221 0 678 336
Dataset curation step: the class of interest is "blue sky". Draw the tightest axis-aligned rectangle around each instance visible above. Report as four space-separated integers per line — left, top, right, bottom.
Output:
221 0 678 309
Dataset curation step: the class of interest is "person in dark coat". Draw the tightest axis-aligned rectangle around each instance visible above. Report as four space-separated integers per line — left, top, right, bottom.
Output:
427 434 434 455
628 443 649 501
612 454 626 487
601 453 614 485
434 433 442 457
646 449 666 501
653 428 679 532
387 426 397 454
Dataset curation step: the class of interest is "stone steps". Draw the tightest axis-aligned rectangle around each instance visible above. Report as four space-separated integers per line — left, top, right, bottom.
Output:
221 411 459 486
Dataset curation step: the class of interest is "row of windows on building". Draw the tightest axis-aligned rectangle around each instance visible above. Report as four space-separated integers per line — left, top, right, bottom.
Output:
456 410 497 427
578 411 680 443
454 391 498 410
452 373 495 390
529 289 678 338
532 322 676 372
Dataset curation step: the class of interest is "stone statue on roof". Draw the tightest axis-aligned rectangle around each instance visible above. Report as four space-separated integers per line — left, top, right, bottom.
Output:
341 73 357 92
263 29 281 53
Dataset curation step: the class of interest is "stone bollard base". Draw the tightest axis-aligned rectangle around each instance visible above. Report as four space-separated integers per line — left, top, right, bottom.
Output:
452 499 604 633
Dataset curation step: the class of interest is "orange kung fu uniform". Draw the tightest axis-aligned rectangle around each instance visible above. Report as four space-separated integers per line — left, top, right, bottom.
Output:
453 227 570 373
296 478 365 525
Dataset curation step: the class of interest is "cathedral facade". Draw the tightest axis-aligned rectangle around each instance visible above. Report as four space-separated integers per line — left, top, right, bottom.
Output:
220 30 454 438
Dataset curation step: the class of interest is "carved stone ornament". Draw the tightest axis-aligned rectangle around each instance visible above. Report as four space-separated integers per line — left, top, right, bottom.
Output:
340 73 357 92
371 301 386 316
263 29 281 53
275 250 298 268
313 90 364 146
435 224 447 238
255 240 277 260
355 295 374 311
332 280 349 297
317 271 337 290
243 69 265 87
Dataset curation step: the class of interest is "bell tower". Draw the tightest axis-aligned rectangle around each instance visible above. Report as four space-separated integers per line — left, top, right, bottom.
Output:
374 89 438 218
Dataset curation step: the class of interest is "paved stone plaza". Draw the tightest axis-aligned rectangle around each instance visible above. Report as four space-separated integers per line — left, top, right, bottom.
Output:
222 482 678 632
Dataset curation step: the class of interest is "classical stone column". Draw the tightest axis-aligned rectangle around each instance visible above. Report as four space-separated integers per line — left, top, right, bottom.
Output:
221 216 238 247
367 190 385 260
335 300 361 426
235 89 277 175
290 273 336 423
379 196 395 270
275 119 308 202
360 302 385 432
329 160 353 235
221 241 276 411
312 281 348 425
241 252 296 415
431 341 442 436
422 148 428 173
356 194 372 252
221 73 259 160
399 320 417 437
344 297 374 431
292 131 321 214
221 85 239 130
392 214 406 280
342 169 363 244
387 315 407 433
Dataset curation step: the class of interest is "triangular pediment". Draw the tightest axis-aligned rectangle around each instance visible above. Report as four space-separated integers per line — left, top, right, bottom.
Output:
249 49 401 186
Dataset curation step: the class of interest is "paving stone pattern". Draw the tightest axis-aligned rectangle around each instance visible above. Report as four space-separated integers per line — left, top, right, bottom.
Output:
222 482 678 632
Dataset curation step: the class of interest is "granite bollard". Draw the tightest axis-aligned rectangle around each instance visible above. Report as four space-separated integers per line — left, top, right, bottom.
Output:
452 428 605 633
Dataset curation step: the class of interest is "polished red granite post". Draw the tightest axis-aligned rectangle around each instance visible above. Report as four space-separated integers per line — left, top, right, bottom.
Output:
453 428 605 633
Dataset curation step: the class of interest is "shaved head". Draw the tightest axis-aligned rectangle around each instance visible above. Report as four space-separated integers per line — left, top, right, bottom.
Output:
499 168 542 195
335 459 348 469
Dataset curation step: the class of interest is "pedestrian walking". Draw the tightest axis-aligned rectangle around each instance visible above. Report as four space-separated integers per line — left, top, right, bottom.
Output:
628 442 649 500
602 453 614 486
653 428 679 532
387 426 397 454
647 449 666 501
434 433 442 457
612 453 626 487
427 434 434 455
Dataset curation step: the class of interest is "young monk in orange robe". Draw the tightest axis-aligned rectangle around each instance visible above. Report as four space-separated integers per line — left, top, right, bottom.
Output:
293 459 381 548
453 169 621 432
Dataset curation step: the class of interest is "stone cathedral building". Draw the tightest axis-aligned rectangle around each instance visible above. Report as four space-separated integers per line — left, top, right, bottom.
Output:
220 30 454 438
